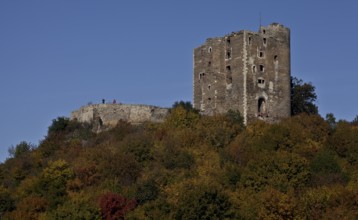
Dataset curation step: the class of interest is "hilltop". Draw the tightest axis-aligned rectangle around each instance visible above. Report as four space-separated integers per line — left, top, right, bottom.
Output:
1 104 358 219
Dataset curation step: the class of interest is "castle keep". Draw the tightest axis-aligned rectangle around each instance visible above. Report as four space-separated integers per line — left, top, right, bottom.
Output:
193 23 291 124
72 23 291 128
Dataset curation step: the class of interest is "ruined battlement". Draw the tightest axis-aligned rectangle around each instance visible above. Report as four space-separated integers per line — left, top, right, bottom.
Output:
71 104 169 132
193 23 291 124
71 23 290 129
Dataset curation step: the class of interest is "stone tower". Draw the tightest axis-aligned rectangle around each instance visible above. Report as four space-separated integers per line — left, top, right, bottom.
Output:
193 23 291 124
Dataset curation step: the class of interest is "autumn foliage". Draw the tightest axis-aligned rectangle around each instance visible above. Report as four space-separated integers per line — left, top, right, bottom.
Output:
99 192 136 220
1 107 358 219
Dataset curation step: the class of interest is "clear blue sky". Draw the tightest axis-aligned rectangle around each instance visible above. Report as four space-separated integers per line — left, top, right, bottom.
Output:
1 0 357 162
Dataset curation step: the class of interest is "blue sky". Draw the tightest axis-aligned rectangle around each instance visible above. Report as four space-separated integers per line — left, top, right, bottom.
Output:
0 0 357 162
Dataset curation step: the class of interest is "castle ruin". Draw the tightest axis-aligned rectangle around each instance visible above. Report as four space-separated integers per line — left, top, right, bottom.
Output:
71 104 169 132
71 23 291 128
193 23 291 124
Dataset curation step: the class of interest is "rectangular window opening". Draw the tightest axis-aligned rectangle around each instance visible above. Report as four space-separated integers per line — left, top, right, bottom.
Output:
259 65 264 72
226 50 232 59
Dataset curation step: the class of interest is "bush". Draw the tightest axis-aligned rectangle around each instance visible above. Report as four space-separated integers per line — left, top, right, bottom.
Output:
8 141 34 158
48 117 70 134
175 186 234 219
99 192 137 220
136 179 159 204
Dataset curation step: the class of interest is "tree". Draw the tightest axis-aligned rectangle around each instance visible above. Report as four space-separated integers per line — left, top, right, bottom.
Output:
175 186 234 219
0 187 15 215
172 101 197 113
48 117 71 134
8 141 34 158
352 115 358 126
99 192 137 220
326 113 337 129
291 77 318 115
240 151 310 192
37 160 74 207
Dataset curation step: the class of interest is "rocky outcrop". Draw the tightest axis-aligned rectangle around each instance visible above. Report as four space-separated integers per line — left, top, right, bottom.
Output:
71 104 169 132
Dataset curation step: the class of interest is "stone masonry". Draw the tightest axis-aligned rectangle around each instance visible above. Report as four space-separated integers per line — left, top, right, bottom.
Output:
71 104 169 132
71 23 291 128
193 23 291 124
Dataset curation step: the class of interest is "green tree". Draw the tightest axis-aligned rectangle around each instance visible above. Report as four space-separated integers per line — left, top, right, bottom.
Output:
8 141 34 158
241 151 310 192
45 194 100 220
37 160 74 207
175 186 234 219
291 77 318 115
164 106 200 129
326 113 337 129
352 115 358 125
136 179 159 205
0 186 15 216
48 117 71 134
172 101 197 113
327 121 358 165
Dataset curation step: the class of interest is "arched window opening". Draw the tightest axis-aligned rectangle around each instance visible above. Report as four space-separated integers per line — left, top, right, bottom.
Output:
258 98 267 117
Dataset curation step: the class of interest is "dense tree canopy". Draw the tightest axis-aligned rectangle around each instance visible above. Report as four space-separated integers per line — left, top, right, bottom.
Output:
291 76 318 116
1 102 358 219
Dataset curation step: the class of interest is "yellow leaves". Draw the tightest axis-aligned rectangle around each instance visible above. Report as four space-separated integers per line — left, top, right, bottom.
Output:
347 171 358 191
240 151 310 192
194 146 222 184
258 187 296 220
42 160 73 182
164 106 200 129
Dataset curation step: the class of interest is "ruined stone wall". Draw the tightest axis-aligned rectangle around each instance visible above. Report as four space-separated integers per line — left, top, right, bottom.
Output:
194 23 291 124
71 104 169 131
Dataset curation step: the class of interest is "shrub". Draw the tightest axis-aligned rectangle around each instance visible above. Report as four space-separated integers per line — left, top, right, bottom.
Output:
99 192 137 220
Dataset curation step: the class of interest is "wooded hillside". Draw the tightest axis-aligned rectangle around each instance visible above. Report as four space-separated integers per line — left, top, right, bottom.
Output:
1 106 358 219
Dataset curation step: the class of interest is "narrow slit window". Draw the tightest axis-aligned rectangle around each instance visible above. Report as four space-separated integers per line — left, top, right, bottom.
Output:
208 47 212 53
253 65 256 73
199 72 205 80
259 51 264 58
274 55 278 61
263 38 267 45
249 37 252 45
260 65 264 72
226 65 231 72
226 50 231 59
208 61 212 66
226 37 231 44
